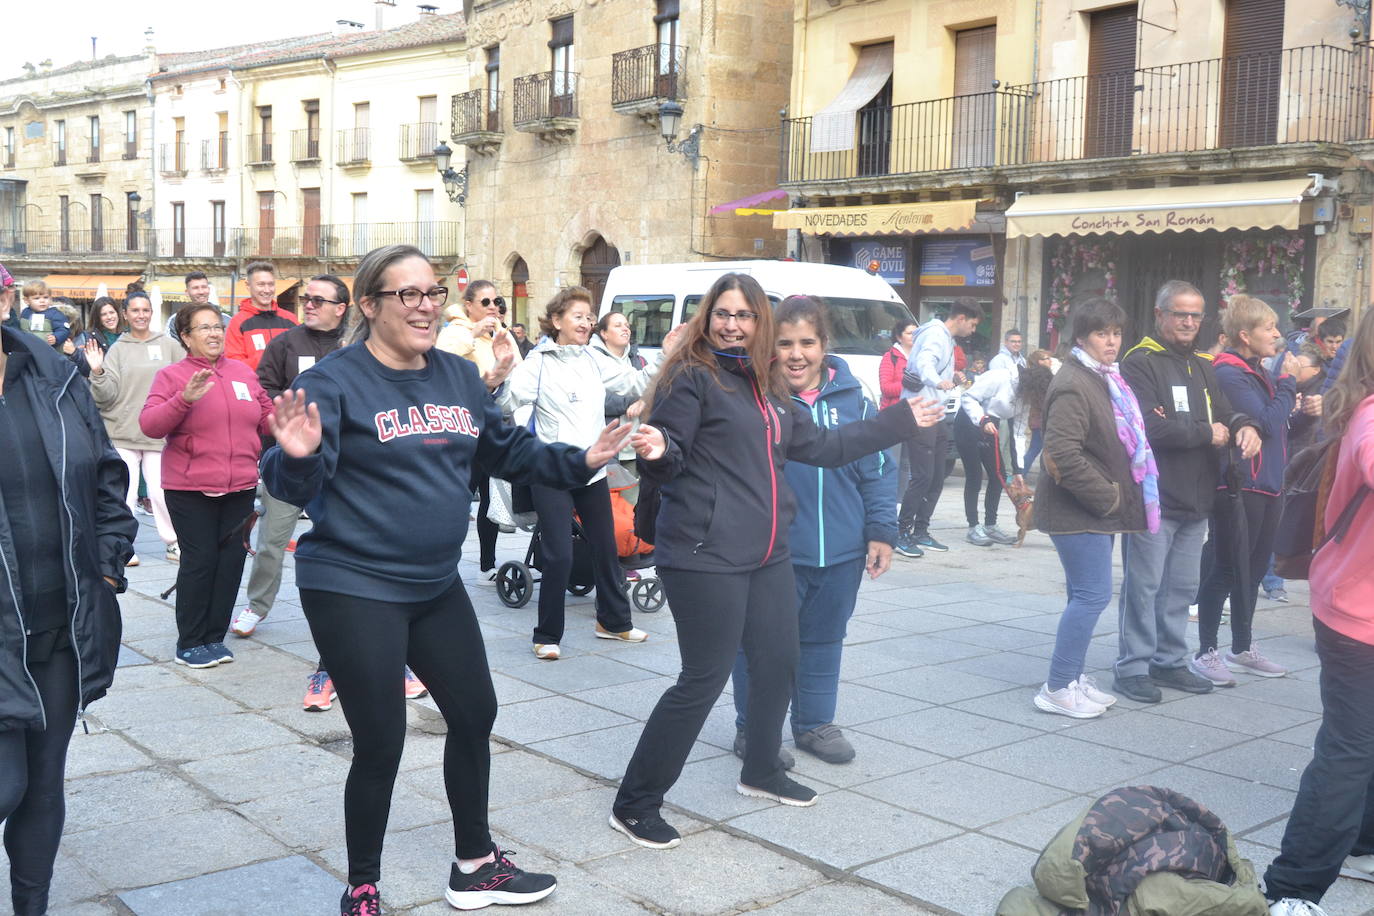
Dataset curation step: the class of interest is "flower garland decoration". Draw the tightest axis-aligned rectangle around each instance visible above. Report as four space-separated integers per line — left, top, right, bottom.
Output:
1047 237 1118 333
1219 234 1305 310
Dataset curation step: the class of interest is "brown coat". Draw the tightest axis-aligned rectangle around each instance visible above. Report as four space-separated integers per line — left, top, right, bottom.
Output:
1033 356 1147 536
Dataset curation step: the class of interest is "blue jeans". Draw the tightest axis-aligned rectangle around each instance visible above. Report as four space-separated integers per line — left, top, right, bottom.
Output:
732 557 865 736
1047 533 1115 690
1263 555 1285 594
1024 428 1044 475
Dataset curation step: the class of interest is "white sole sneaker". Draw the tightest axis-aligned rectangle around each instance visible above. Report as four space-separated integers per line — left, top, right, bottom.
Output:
1032 692 1104 719
608 813 681 850
735 781 818 807
444 884 556 911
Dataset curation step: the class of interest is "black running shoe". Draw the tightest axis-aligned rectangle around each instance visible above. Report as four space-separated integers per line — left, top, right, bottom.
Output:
609 811 682 849
340 883 380 916
737 773 819 807
444 847 556 910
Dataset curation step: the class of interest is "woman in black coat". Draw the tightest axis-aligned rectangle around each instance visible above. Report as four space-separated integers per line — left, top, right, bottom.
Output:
0 267 136 915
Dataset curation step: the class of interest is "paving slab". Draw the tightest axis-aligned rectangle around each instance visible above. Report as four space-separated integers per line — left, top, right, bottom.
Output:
853 705 1042 758
180 743 354 803
964 733 1167 794
122 711 302 761
63 729 155 778
857 832 1040 915
757 881 940 915
63 768 209 833
119 855 339 915
860 759 1074 829
490 694 634 745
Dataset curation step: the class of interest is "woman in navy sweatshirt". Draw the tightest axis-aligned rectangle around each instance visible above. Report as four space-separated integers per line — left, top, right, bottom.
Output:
261 245 632 916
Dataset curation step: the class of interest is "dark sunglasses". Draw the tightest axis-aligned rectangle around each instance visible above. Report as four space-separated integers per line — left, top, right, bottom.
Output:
300 295 344 307
477 296 505 309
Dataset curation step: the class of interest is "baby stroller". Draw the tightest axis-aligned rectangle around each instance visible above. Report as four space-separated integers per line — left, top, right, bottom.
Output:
493 464 664 613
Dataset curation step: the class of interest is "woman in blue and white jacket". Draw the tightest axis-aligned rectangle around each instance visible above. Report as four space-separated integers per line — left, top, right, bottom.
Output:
729 295 897 765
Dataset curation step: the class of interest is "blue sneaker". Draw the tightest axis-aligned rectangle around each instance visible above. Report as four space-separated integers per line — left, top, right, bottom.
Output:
207 642 235 664
894 531 925 558
175 645 219 668
914 533 949 552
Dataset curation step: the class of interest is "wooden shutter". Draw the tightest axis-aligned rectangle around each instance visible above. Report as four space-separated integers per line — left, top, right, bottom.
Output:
1084 5 1136 158
953 26 996 167
1220 0 1284 147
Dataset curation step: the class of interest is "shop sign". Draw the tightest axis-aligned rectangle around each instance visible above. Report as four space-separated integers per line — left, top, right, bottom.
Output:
919 240 996 287
852 242 906 284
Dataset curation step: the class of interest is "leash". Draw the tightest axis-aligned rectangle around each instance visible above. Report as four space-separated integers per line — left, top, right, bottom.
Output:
159 503 262 600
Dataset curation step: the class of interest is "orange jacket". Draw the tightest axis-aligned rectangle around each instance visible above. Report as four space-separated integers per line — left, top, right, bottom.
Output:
224 299 297 370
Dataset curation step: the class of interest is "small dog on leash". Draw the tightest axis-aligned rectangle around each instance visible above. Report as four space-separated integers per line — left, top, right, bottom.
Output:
1005 474 1035 546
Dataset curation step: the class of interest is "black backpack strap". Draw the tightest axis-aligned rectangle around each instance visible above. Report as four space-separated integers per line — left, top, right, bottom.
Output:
1323 485 1371 548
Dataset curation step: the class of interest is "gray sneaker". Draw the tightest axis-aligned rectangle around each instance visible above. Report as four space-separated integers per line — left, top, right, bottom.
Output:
733 729 795 770
966 524 993 547
984 524 1018 545
794 724 855 764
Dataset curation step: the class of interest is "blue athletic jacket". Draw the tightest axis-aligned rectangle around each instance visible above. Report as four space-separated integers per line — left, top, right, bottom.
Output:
785 356 898 567
1211 350 1296 497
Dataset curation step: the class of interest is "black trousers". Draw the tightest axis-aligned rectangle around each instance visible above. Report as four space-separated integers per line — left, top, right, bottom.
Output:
164 488 256 650
1196 489 1281 655
1266 618 1374 903
614 561 798 816
470 464 498 572
897 420 949 535
301 582 497 886
952 413 1001 527
530 478 632 645
0 640 78 916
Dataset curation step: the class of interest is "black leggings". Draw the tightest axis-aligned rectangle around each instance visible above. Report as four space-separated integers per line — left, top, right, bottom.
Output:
300 582 497 886
615 561 798 816
953 413 1002 527
164 488 256 650
530 478 632 644
1197 490 1282 655
471 464 498 572
0 642 78 916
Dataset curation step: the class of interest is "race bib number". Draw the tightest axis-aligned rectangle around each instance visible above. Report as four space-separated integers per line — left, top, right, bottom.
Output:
1171 385 1189 413
252 333 267 351
231 380 253 401
148 345 163 361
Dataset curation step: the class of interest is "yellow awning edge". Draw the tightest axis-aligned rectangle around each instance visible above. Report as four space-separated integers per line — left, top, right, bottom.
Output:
773 200 979 237
1005 178 1316 239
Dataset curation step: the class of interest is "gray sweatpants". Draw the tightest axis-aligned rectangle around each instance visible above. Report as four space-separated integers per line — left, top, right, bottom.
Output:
245 485 301 617
1114 517 1206 680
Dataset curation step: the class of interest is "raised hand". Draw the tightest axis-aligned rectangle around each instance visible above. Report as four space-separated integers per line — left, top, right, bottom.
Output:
269 389 322 458
181 369 215 404
483 329 516 389
904 395 946 428
84 338 104 374
661 324 685 357
585 420 633 469
1280 350 1301 379
630 424 666 461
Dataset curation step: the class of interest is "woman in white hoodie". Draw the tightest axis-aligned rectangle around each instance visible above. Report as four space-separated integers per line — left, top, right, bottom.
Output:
499 287 676 659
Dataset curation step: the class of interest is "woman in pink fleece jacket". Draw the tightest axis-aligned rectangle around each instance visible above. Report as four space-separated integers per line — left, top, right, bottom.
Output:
1263 307 1374 915
140 303 274 669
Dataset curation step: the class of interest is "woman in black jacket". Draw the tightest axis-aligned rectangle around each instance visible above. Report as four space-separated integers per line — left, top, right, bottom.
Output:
608 273 941 849
0 267 136 916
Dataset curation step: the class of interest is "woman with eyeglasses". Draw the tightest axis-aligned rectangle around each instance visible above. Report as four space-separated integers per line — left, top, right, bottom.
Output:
498 287 673 660
262 245 632 915
609 273 942 849
140 303 275 669
437 280 519 578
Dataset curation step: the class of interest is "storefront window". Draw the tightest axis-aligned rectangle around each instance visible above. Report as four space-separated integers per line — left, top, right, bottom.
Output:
1219 232 1306 331
1047 237 1118 339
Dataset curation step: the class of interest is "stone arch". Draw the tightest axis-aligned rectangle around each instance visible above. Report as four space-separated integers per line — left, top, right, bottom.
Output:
577 232 620 306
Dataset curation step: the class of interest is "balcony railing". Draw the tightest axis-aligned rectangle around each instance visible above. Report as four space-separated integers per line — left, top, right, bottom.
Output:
781 43 1372 184
246 133 274 165
123 140 137 160
54 148 67 166
0 228 138 258
86 144 100 164
159 142 188 176
452 90 503 137
612 43 686 107
514 72 579 130
3 152 14 169
338 128 371 165
201 134 229 171
399 122 440 160
292 128 322 162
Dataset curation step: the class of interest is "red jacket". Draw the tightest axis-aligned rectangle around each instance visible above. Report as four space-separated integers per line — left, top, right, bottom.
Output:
878 344 907 409
1311 394 1374 645
140 356 275 492
224 299 297 370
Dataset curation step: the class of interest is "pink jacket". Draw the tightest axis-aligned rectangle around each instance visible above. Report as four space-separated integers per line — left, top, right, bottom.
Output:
1311 394 1374 645
140 356 275 493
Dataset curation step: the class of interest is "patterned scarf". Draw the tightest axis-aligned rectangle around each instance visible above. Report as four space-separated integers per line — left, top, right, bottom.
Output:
1073 346 1160 533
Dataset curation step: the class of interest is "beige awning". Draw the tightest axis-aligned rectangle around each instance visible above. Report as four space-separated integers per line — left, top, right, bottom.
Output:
773 200 979 236
810 43 895 153
1005 178 1316 238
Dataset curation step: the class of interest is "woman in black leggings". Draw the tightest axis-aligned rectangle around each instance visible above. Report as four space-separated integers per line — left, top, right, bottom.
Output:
608 274 941 849
262 245 631 916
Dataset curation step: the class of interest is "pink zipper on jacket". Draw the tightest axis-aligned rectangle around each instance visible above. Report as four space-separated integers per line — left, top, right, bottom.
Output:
750 376 781 566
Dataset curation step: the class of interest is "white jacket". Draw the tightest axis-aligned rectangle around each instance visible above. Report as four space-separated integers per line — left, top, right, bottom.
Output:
498 338 657 482
960 366 1020 425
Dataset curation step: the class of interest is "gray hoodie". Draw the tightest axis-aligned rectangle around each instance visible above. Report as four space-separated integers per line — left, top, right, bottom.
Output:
88 330 186 450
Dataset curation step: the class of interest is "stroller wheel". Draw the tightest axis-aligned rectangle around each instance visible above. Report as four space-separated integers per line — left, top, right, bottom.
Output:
631 577 666 613
496 561 533 608
567 582 594 596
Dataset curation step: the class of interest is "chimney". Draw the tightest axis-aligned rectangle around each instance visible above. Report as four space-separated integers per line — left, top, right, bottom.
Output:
375 0 396 30
418 4 438 14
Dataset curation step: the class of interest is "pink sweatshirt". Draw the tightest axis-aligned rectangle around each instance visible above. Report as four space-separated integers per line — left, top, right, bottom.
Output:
140 355 275 493
1311 394 1374 646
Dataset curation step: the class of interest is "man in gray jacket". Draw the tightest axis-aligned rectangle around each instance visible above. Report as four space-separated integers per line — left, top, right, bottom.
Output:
896 298 983 556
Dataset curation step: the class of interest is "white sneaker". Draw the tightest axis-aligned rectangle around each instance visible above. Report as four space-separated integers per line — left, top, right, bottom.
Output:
1341 853 1374 883
165 543 181 564
1188 604 1199 622
1033 682 1106 719
534 643 560 660
230 608 263 638
595 623 648 642
1075 675 1117 708
126 554 140 567
1269 899 1330 916
1226 645 1288 678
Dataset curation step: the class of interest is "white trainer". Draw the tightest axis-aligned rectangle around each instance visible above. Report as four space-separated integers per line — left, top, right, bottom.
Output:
1268 898 1330 916
595 623 648 642
534 643 560 660
1075 675 1117 708
1033 682 1106 719
230 608 263 638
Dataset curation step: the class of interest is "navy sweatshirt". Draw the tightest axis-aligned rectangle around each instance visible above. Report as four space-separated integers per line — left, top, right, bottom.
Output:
261 343 593 602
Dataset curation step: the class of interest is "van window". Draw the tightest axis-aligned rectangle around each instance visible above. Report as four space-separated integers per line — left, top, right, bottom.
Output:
822 297 915 355
683 294 778 324
611 295 674 347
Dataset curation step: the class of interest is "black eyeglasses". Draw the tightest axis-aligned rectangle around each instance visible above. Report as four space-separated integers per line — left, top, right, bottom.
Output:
711 308 759 324
300 295 343 307
476 295 505 309
377 287 449 309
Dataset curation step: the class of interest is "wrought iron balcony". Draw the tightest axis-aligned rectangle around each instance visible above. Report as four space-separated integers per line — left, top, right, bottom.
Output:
451 90 503 154
514 71 578 139
337 128 371 165
246 133 274 167
159 142 188 177
292 128 322 163
399 122 440 161
201 134 229 171
612 43 686 117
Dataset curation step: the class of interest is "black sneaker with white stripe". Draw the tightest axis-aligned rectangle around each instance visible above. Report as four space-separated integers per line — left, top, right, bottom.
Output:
609 810 682 849
736 772 819 807
444 847 555 910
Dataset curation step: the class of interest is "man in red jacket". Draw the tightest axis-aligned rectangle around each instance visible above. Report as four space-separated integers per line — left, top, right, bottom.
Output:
224 261 296 370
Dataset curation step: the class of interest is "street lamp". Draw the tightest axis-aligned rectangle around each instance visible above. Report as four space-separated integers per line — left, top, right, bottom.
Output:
657 100 701 167
434 141 468 206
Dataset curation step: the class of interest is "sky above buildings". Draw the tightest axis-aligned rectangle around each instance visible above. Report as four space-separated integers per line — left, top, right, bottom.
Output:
5 0 458 80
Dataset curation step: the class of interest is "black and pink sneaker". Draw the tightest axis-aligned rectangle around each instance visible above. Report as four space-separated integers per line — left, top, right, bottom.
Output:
444 847 556 910
340 883 381 916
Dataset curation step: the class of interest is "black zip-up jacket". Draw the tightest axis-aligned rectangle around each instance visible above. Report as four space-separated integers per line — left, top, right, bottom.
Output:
1120 336 1256 521
256 323 346 398
0 326 136 732
641 351 916 573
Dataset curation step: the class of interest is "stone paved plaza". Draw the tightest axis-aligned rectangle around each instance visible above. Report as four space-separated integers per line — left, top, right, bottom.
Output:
10 499 1374 915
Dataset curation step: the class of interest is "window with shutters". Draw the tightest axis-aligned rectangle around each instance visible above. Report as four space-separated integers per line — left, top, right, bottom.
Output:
952 25 996 168
172 202 186 257
858 76 893 177
1084 5 1137 159
550 16 575 113
1220 0 1283 147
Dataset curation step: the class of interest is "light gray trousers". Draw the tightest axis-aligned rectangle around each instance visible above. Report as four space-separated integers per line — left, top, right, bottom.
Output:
1114 516 1206 679
246 485 301 616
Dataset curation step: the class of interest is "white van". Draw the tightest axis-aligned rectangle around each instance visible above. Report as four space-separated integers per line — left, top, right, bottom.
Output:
597 260 915 403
